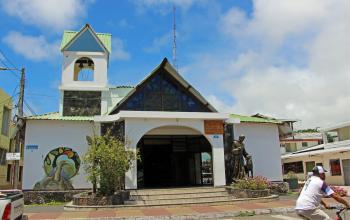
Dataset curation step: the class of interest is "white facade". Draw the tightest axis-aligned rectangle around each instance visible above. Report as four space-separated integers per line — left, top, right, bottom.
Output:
122 117 227 189
234 122 283 181
94 111 231 189
60 51 108 90
23 120 97 190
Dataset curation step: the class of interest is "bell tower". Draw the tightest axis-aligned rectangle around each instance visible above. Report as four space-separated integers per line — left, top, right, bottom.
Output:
58 24 111 116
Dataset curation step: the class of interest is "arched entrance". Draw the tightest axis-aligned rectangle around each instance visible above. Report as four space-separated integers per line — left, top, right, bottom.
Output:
136 126 213 188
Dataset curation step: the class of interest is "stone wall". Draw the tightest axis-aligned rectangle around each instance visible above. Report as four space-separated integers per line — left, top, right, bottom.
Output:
73 191 130 206
24 190 87 205
269 181 289 195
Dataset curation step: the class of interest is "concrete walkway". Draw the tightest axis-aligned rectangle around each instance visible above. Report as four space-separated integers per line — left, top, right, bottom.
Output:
25 197 297 220
25 196 350 220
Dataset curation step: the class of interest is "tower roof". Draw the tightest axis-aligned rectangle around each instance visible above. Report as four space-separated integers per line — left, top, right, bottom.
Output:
60 24 112 53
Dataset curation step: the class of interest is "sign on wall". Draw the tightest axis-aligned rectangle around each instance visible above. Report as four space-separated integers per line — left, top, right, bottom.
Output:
204 120 224 134
26 145 38 151
6 153 21 161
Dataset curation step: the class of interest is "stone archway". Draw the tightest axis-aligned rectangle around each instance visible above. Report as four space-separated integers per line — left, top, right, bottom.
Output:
136 126 214 188
124 119 226 189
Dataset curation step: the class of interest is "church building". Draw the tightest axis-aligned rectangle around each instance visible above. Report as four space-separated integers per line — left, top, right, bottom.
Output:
23 24 283 190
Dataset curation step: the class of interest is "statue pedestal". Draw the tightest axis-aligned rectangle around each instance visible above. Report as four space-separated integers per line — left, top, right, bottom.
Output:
227 188 270 198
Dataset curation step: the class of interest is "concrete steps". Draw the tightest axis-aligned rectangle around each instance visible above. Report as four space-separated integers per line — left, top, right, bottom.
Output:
125 186 236 206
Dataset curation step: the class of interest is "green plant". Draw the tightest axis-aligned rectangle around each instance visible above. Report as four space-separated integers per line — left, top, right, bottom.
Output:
83 133 140 196
284 171 298 179
237 211 255 217
233 176 270 190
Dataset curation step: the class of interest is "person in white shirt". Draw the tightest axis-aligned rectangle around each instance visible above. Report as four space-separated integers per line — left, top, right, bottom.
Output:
295 166 350 219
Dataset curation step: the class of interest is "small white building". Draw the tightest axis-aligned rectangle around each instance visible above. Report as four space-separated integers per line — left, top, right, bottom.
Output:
280 132 323 154
282 121 350 186
23 24 283 190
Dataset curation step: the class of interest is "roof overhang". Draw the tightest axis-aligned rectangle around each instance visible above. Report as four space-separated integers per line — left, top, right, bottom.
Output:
320 121 350 132
94 110 237 123
59 86 109 91
282 140 350 159
61 24 110 54
282 146 350 159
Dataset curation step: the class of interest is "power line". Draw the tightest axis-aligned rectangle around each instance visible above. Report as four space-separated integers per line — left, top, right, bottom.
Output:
0 49 18 69
0 60 20 79
24 100 37 116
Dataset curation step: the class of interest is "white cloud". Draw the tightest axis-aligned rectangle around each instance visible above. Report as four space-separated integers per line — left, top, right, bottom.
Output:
0 53 5 62
2 31 60 62
0 0 93 32
185 0 350 128
111 37 130 61
144 32 172 53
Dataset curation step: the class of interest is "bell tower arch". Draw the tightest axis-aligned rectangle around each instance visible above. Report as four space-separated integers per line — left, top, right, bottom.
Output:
58 24 111 116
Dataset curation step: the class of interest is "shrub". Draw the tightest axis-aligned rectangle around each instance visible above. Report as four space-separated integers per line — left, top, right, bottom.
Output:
83 133 140 196
330 186 347 197
233 176 270 190
284 171 298 179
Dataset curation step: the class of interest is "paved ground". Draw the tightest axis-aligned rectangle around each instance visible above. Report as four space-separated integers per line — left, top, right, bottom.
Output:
25 197 296 219
221 209 349 219
24 196 350 220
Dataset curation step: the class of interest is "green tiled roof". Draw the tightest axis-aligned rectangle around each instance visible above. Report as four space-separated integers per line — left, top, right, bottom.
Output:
26 112 93 121
60 30 112 53
230 114 282 124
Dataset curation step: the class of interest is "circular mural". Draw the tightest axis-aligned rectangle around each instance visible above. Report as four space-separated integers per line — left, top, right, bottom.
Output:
43 147 81 180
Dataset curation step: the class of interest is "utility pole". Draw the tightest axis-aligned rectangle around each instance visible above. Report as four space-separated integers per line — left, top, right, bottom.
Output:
0 66 25 188
13 67 25 189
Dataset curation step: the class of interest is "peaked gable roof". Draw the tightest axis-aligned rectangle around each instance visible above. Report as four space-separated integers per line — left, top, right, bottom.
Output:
60 24 111 53
109 58 217 114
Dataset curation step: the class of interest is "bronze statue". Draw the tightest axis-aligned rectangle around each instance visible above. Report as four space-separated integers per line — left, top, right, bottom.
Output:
231 135 252 181
245 155 253 177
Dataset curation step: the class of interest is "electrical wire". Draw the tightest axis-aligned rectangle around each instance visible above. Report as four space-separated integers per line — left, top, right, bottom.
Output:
0 60 20 79
24 100 37 116
0 49 18 69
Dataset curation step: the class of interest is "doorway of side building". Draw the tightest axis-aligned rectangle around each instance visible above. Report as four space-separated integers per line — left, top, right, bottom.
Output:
342 159 350 186
137 135 213 188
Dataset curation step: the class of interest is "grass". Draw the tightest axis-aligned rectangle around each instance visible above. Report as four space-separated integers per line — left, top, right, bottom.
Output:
287 191 299 196
25 201 67 206
237 211 256 217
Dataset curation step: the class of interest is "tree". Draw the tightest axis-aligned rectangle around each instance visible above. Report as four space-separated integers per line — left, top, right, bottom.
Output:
83 133 139 196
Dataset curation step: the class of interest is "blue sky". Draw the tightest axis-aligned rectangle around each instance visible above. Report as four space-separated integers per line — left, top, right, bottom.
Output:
0 0 349 128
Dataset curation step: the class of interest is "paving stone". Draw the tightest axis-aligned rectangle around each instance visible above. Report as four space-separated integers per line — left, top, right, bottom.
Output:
142 208 172 216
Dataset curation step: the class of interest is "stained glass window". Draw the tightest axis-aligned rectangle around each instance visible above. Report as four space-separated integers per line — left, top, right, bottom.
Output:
63 91 101 116
114 70 211 113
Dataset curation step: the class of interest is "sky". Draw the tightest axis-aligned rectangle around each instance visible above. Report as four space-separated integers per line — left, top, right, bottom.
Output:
0 0 349 129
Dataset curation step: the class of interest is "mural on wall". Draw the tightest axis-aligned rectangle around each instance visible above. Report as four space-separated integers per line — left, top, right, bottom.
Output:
34 147 81 190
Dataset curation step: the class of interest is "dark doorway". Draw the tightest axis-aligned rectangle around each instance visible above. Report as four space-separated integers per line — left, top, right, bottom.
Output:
137 135 212 188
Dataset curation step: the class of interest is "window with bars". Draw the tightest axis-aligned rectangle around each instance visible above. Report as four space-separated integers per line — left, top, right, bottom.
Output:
1 106 10 136
330 159 342 176
283 161 304 174
0 148 7 165
305 161 315 172
7 164 11 182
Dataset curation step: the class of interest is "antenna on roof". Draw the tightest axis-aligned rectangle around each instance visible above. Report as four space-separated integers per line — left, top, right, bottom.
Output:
172 4 178 71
